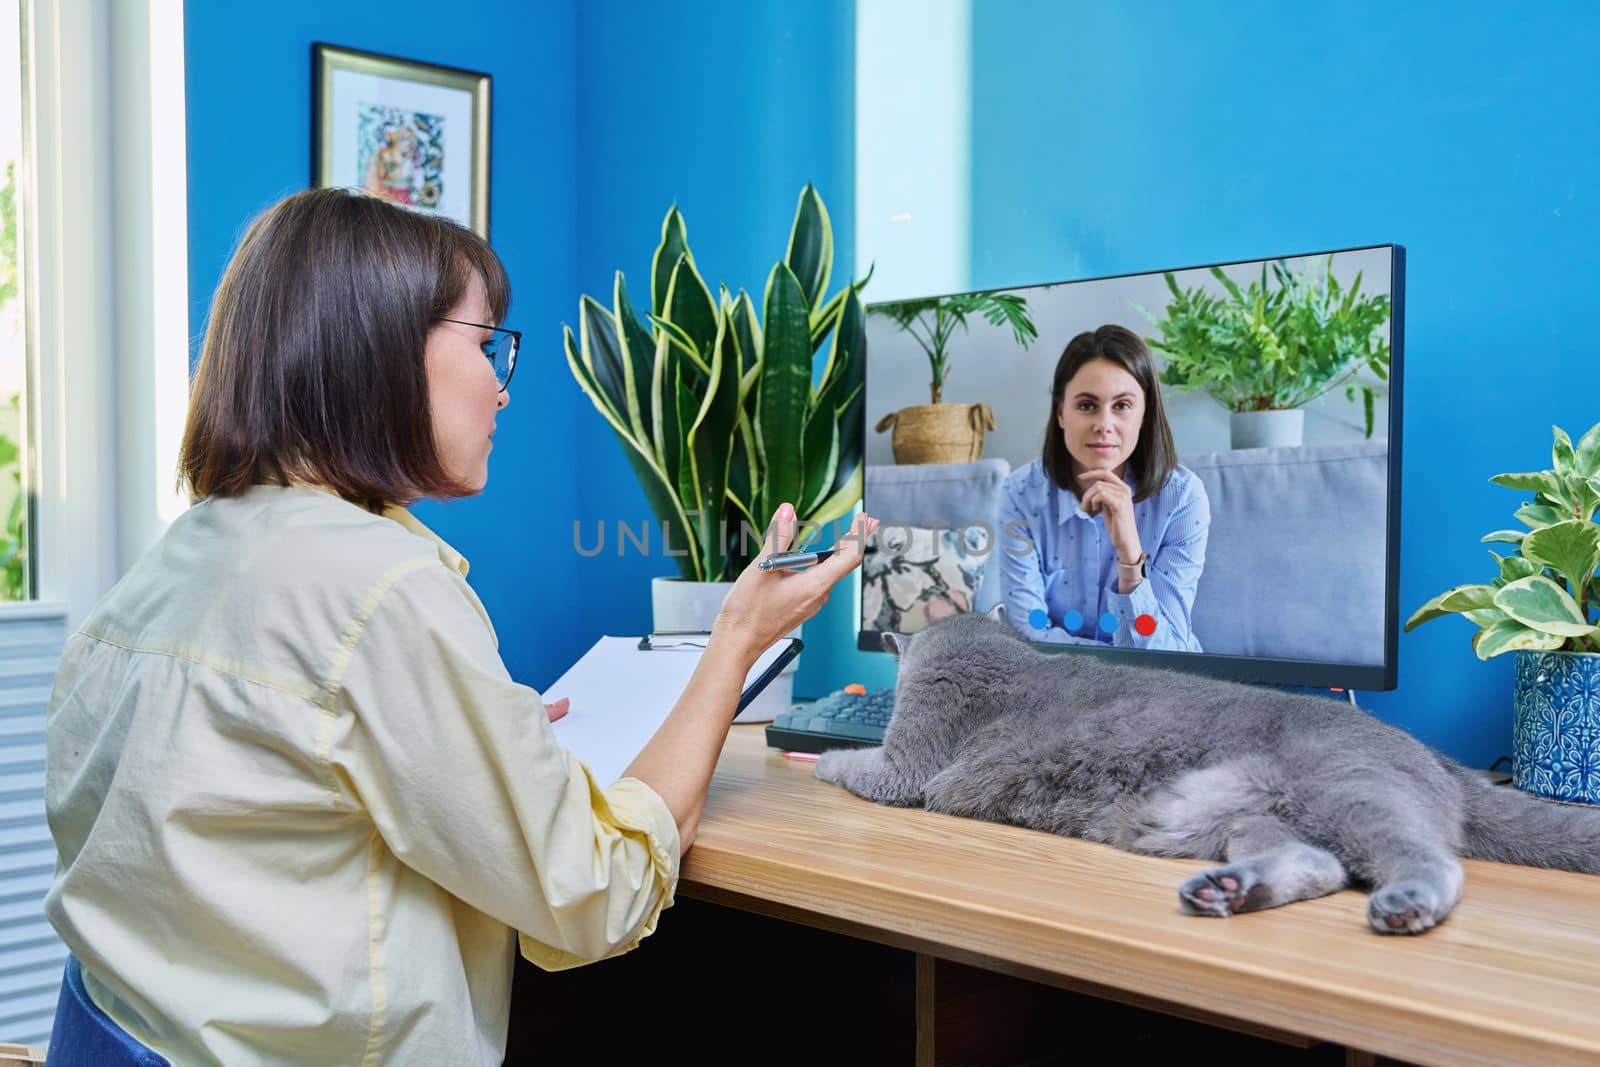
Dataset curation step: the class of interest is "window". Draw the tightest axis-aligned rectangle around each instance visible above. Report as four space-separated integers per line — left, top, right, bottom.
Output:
13 0 188 628
0 0 190 1042
0 0 30 601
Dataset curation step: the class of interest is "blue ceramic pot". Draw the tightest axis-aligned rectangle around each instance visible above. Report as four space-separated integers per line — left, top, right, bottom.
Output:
1512 650 1600 805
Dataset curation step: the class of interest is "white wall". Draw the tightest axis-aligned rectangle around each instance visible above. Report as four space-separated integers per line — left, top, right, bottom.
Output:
855 0 970 303
109 0 190 565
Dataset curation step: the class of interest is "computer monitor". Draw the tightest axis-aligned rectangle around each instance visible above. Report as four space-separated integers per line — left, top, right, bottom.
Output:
859 245 1405 690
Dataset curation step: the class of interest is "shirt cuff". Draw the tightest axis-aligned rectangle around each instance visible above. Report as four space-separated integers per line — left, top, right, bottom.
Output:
1105 580 1161 646
603 776 683 884
517 775 682 971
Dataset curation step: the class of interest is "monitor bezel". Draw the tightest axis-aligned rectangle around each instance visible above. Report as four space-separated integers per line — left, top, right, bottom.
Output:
856 242 1406 692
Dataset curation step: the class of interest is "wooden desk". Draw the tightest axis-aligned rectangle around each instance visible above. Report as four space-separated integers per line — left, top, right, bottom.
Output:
674 725 1600 1067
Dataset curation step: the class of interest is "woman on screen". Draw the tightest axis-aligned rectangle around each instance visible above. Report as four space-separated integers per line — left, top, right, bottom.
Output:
997 324 1210 652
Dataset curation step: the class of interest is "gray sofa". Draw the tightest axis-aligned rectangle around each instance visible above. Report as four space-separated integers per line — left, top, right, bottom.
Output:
864 439 1389 665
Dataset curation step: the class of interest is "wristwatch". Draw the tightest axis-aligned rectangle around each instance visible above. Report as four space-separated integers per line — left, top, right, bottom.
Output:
1116 551 1149 580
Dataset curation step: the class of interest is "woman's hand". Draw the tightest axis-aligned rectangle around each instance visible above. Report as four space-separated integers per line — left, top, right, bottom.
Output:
711 503 879 668
1077 469 1143 565
544 698 569 723
624 503 877 851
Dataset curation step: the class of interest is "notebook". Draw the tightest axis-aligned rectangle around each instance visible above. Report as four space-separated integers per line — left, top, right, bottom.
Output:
546 634 801 785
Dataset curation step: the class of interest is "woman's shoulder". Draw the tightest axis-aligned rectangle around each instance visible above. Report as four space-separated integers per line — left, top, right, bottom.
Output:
1156 464 1205 500
81 486 477 680
242 488 490 625
205 486 460 592
1001 457 1048 498
1149 465 1210 522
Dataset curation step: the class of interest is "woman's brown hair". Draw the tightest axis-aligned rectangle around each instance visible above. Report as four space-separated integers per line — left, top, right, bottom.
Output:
1040 324 1178 503
179 187 510 510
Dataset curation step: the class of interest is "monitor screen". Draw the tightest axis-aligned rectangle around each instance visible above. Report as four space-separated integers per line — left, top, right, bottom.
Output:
859 245 1405 690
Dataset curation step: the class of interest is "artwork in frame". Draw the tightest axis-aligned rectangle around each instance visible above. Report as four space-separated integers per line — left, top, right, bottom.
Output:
312 43 491 238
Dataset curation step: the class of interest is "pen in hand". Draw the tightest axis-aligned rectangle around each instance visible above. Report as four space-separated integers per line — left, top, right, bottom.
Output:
758 548 836 571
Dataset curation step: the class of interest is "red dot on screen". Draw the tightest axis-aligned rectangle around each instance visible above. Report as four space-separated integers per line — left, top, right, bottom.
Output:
1133 614 1158 636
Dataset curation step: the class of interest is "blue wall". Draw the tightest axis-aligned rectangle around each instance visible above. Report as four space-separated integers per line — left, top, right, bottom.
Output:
184 0 586 682
566 1 858 696
184 0 857 691
962 1 1600 766
186 1 1596 767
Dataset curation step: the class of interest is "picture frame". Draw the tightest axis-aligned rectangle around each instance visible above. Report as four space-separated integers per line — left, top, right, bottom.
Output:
311 43 491 238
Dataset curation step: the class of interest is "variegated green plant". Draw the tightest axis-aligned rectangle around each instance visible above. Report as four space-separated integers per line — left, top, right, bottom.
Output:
563 186 867 582
1405 421 1600 658
1136 256 1392 437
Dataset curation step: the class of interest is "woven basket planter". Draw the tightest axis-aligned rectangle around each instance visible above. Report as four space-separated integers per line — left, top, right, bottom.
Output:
875 402 994 465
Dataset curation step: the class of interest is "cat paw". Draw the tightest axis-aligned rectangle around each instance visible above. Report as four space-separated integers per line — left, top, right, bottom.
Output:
1367 882 1443 935
1178 865 1274 917
814 750 847 786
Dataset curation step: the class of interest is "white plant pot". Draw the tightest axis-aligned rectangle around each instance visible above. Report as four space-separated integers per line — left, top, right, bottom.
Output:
650 577 800 724
650 577 735 633
1230 409 1304 449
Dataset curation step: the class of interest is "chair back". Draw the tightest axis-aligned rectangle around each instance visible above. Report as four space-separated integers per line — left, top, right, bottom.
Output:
48 956 170 1066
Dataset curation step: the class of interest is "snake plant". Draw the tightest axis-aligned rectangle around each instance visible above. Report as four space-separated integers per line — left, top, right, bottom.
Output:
564 185 868 582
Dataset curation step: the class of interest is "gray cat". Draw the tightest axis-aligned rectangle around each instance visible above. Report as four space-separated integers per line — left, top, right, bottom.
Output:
816 611 1600 934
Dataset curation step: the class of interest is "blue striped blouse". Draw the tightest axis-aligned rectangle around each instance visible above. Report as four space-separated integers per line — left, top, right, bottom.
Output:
994 458 1210 652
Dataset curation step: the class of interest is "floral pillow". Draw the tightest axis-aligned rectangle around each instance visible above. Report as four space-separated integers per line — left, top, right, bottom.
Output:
862 524 990 634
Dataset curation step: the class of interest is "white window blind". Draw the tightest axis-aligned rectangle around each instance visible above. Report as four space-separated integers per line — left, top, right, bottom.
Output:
0 606 65 1047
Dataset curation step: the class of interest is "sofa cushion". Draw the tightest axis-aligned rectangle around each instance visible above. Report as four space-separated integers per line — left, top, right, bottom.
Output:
1179 439 1388 666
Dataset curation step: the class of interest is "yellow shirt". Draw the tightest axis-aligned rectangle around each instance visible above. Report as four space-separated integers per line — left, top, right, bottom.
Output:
44 484 679 1065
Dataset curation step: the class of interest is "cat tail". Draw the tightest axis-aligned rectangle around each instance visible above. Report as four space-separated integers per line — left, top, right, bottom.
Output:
1446 761 1600 874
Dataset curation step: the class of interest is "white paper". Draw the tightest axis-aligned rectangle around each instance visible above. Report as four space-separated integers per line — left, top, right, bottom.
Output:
547 637 796 786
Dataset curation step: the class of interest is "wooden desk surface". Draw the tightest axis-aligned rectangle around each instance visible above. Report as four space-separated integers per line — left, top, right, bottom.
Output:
680 726 1600 1067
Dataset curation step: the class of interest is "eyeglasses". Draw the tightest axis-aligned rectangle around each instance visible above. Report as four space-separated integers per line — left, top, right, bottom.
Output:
438 318 520 392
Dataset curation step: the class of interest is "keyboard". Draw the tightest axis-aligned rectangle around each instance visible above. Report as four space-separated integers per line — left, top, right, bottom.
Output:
764 687 896 753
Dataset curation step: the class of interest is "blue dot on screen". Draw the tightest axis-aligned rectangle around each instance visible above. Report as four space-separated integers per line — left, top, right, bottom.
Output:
1028 608 1049 630
1063 610 1084 632
1098 611 1119 634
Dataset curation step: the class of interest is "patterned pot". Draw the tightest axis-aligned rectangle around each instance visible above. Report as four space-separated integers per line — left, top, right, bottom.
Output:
1512 650 1600 805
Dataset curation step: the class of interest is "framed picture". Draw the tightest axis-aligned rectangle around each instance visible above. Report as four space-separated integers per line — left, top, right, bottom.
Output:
312 43 491 238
